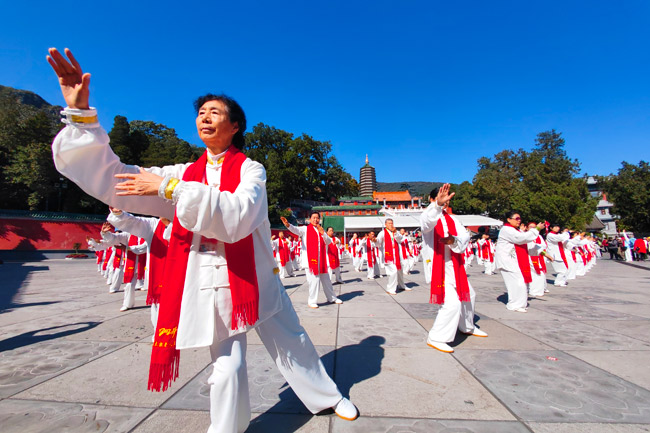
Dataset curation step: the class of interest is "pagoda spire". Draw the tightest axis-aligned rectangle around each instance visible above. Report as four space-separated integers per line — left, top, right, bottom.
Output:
365 154 369 164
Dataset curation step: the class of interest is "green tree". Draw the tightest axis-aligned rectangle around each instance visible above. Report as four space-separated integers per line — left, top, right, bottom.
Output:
132 120 200 167
601 161 650 233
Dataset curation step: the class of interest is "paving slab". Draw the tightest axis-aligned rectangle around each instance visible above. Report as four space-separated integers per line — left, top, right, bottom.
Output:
131 409 211 433
533 302 647 321
337 317 427 348
331 417 530 432
338 299 412 319
454 349 650 422
580 320 650 343
335 346 514 419
16 343 212 407
163 345 335 414
0 339 126 398
501 320 650 350
0 398 152 433
528 423 650 433
567 350 650 391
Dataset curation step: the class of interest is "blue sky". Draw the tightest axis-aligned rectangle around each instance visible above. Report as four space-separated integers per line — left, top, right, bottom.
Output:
2 1 648 184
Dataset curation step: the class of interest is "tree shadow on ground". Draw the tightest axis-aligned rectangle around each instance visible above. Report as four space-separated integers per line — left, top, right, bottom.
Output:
246 336 386 432
0 322 100 352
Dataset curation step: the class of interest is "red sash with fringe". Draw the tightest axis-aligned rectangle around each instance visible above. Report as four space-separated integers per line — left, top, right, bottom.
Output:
278 238 289 266
306 225 328 274
481 240 494 262
504 223 532 284
102 247 112 271
148 148 259 392
430 213 470 305
146 220 169 305
383 229 401 270
327 238 340 269
123 235 139 283
366 238 374 267
112 247 124 270
558 240 569 268
96 250 104 264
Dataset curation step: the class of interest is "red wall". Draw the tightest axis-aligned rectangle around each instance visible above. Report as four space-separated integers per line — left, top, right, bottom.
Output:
0 218 104 251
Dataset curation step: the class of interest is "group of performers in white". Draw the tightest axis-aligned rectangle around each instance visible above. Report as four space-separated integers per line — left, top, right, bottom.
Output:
47 48 600 433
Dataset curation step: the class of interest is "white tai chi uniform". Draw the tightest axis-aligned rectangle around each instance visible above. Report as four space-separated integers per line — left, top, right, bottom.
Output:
271 238 294 279
527 235 548 297
287 224 340 306
52 109 345 433
357 238 378 279
420 203 476 343
545 232 570 286
477 239 496 275
350 238 361 272
107 211 172 331
327 236 344 284
495 225 539 311
375 229 405 294
622 232 633 262
420 225 434 284
565 236 580 280
102 230 138 308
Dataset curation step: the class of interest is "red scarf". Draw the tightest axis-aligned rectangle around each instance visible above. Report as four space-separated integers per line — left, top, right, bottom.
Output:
327 238 340 269
481 240 494 262
383 229 401 270
112 247 124 270
531 236 547 274
96 250 104 264
400 240 411 259
278 238 289 266
351 239 358 257
123 235 140 283
306 225 328 274
557 240 569 268
102 247 112 271
366 238 374 267
146 220 169 305
430 213 470 304
148 148 259 392
504 223 532 284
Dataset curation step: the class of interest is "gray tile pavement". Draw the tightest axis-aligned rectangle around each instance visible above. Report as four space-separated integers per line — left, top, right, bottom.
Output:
0 256 649 432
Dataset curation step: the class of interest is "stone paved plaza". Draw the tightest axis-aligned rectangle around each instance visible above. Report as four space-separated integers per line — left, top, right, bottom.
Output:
1 256 650 432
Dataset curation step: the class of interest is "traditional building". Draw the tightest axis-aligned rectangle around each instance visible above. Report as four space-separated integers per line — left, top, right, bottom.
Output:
587 176 617 235
359 155 377 196
373 190 422 209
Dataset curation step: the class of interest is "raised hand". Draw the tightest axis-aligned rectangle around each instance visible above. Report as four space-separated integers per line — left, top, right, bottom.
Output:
46 48 90 109
536 222 545 232
109 206 123 215
101 222 112 233
114 168 164 196
280 216 290 228
436 183 455 207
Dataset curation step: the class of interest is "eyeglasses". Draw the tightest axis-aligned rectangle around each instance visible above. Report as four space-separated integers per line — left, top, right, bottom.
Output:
509 217 521 221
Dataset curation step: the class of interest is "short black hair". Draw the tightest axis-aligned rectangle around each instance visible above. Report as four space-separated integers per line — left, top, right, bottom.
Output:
504 210 521 220
310 211 321 219
194 93 247 149
326 227 333 231
429 188 439 200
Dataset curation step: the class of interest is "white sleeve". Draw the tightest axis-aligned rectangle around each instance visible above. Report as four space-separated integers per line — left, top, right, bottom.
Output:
420 203 444 233
107 212 158 244
52 118 185 219
449 218 471 253
173 159 268 243
129 241 149 255
499 227 539 245
375 230 385 247
287 224 302 237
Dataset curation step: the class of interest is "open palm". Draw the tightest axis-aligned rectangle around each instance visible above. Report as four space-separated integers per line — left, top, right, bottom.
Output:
46 48 90 109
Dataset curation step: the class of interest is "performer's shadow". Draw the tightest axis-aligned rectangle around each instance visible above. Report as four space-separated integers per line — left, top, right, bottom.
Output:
338 290 364 302
0 322 100 352
247 335 385 432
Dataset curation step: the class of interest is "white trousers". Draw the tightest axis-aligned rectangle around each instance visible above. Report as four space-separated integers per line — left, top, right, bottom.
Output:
109 268 123 293
385 263 405 293
428 280 476 343
329 267 343 283
135 278 145 290
501 270 528 310
484 260 495 275
352 256 361 271
306 271 338 305
150 302 159 330
122 280 135 309
528 270 546 296
551 260 568 285
207 292 342 433
423 258 432 284
567 257 577 280
276 259 294 279
576 259 586 276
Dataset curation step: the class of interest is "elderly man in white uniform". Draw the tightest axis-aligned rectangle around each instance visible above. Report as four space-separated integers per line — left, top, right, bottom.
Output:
47 48 357 433
375 219 406 294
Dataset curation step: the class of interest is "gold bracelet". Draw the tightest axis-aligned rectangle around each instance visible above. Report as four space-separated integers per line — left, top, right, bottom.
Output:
70 114 99 124
164 178 180 200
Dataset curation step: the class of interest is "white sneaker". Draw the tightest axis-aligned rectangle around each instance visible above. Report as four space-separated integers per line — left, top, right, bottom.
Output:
426 339 454 353
402 286 413 291
466 328 488 337
334 397 359 421
333 298 343 304
509 307 527 313
544 288 550 293
308 303 319 309
386 290 397 295
119 306 128 312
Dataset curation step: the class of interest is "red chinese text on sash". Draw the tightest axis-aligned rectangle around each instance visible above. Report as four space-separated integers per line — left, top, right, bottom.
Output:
148 148 259 392
430 213 470 305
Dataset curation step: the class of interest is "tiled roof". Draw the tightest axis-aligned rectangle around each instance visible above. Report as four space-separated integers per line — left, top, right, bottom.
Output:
373 190 412 201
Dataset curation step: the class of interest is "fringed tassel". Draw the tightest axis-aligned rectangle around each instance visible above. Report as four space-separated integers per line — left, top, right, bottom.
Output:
147 350 180 392
231 301 260 330
146 292 160 306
